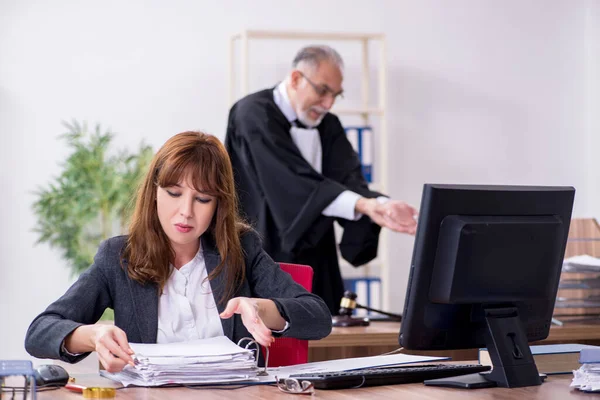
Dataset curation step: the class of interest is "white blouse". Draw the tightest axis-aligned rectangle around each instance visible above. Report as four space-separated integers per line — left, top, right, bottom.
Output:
157 245 224 343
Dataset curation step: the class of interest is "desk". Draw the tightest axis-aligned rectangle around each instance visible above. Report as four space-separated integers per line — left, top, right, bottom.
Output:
35 374 588 399
309 321 600 361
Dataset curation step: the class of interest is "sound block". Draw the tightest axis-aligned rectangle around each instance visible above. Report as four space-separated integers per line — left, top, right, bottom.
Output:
332 315 370 327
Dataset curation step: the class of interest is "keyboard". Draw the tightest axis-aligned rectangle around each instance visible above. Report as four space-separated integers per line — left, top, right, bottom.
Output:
287 363 492 390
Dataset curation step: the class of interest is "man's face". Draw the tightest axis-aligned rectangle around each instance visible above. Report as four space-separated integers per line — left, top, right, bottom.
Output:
291 61 344 128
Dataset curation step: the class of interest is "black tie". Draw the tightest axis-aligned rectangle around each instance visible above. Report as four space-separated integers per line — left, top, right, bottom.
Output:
293 119 307 129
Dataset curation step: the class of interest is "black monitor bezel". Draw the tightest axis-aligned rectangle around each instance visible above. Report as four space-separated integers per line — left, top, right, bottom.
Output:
399 184 575 351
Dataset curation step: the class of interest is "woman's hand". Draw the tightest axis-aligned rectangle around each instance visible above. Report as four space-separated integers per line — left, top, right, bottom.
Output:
66 324 135 373
92 325 135 372
220 297 275 348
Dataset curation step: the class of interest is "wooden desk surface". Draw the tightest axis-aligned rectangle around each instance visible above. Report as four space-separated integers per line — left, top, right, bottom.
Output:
310 321 600 348
308 321 600 361
35 374 590 399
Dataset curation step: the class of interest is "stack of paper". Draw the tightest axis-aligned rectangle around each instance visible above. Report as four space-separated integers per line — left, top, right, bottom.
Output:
268 353 449 379
101 336 258 387
563 255 600 273
571 348 600 392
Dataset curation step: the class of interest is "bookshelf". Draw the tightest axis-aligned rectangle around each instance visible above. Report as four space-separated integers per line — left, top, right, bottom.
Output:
556 218 600 319
229 30 390 312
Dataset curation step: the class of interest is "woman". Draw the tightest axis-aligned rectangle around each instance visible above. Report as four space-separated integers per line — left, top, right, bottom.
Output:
25 131 332 372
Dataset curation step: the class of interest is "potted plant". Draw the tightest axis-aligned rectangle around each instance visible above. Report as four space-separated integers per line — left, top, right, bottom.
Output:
32 120 153 318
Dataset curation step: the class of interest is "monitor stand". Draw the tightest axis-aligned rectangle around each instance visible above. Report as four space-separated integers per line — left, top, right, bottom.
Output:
424 306 545 389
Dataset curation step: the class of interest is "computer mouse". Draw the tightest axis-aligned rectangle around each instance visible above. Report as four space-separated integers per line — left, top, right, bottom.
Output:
33 364 70 387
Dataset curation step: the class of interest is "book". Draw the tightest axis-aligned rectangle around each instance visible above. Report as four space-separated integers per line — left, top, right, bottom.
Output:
478 344 598 375
580 347 600 364
344 126 373 183
342 277 382 317
573 347 600 392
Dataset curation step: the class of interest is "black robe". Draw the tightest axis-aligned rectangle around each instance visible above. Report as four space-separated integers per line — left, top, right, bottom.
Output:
225 88 383 314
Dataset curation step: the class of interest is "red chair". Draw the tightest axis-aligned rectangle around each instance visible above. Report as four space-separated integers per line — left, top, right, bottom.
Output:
264 263 314 367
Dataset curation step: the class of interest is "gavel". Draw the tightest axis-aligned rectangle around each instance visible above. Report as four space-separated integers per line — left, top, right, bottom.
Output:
332 290 402 327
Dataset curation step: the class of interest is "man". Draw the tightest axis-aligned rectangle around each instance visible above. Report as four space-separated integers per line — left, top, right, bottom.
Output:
225 45 418 314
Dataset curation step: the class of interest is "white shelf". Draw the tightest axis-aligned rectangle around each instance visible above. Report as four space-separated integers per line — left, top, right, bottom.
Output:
232 30 384 41
332 108 385 116
229 30 390 310
339 259 382 276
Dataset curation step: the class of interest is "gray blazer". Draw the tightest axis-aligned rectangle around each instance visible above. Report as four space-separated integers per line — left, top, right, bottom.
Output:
25 230 332 363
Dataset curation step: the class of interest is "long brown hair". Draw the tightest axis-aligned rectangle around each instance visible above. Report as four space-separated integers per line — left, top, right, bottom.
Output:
123 131 248 302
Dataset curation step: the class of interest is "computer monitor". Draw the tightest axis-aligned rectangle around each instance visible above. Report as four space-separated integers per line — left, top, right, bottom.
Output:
399 184 575 389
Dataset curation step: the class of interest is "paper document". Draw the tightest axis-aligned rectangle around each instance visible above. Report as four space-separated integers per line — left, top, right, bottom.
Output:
571 347 600 391
563 255 600 272
260 353 450 382
101 336 449 387
101 336 258 387
572 364 600 392
130 336 249 357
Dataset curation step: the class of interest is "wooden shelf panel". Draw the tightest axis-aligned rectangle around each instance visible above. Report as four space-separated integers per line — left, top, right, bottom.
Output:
233 30 385 41
568 218 600 239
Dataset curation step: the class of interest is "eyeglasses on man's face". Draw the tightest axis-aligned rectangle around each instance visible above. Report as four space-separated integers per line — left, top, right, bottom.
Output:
298 71 344 101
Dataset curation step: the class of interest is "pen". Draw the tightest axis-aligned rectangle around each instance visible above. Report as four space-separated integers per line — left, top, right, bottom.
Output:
65 382 86 393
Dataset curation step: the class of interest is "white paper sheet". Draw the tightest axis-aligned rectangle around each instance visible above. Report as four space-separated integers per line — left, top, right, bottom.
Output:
101 336 449 387
252 353 450 383
130 336 250 357
101 336 259 387
563 254 600 272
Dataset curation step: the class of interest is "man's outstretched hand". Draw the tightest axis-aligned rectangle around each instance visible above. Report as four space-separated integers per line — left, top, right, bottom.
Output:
357 198 418 235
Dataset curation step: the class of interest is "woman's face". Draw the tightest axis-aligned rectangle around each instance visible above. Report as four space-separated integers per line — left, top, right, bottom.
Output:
156 172 217 254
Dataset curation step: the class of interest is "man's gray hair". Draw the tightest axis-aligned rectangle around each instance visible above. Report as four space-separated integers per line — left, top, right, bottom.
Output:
292 45 344 71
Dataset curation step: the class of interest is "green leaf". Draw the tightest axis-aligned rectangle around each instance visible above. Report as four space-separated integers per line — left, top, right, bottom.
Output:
32 120 153 277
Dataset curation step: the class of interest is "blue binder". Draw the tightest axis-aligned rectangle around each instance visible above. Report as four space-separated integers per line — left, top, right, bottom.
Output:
343 277 382 316
344 126 373 183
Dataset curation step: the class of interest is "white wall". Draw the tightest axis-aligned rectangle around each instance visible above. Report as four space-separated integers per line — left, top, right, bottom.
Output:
586 0 600 217
1 0 597 362
384 0 596 314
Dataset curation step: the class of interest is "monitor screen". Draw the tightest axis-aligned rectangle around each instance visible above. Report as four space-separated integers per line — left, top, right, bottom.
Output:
399 184 575 388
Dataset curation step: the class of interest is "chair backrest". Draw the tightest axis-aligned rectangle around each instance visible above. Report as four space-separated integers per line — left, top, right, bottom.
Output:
264 263 314 367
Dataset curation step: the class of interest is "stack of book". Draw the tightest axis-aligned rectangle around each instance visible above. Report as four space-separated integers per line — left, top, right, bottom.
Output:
100 336 259 387
479 343 598 375
556 218 600 320
572 347 600 392
344 126 373 183
557 255 600 318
